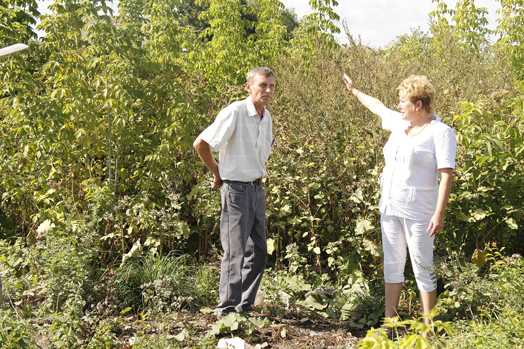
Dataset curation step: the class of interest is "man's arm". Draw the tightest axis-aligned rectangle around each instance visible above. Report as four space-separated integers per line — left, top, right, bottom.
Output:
193 137 222 189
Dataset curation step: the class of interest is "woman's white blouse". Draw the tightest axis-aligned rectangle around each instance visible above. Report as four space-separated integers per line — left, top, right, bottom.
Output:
379 110 457 221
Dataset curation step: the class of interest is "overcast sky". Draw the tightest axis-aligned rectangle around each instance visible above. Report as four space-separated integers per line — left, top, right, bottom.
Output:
38 0 501 48
280 0 501 48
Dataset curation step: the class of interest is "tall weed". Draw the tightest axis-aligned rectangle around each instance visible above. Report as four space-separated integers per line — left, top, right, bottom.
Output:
113 253 219 313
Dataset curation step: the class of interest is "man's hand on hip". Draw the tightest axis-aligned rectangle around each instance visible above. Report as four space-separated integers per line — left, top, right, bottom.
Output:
212 174 223 189
194 137 223 189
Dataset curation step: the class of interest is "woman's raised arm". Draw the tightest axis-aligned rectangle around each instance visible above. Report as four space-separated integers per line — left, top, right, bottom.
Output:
343 74 390 120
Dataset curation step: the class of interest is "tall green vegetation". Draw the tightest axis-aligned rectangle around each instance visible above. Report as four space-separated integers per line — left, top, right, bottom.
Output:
0 0 38 44
496 0 524 79
0 0 522 314
0 0 522 347
0 0 347 262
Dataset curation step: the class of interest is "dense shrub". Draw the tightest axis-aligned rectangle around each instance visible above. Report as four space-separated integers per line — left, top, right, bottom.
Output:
0 0 523 345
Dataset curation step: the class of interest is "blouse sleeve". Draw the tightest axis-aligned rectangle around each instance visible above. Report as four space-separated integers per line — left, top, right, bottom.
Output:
435 126 457 169
382 109 410 132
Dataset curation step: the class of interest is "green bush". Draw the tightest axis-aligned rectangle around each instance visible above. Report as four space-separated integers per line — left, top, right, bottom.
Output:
0 310 36 348
435 253 496 321
445 92 524 256
434 251 524 348
0 225 100 313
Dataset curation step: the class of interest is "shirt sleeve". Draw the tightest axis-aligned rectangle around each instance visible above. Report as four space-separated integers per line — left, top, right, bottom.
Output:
258 114 273 163
435 126 457 169
382 109 410 132
198 106 237 152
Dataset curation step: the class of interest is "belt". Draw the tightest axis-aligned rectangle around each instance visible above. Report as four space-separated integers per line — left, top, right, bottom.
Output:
224 178 262 186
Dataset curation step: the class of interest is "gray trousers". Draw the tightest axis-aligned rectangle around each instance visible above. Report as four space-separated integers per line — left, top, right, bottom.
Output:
216 181 268 317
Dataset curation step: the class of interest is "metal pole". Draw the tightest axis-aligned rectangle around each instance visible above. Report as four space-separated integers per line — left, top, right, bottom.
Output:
0 43 29 308
0 43 29 58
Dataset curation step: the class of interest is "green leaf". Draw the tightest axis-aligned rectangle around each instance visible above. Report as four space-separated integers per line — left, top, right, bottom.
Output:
174 329 188 341
472 249 487 267
471 208 487 221
209 322 225 336
248 317 269 327
506 217 518 230
456 212 472 222
348 321 364 329
267 238 277 255
281 275 311 291
477 155 490 167
342 271 370 303
325 307 337 319
355 219 374 235
303 295 327 310
144 235 160 247
362 238 382 257
200 307 214 314
350 189 364 203
178 221 191 239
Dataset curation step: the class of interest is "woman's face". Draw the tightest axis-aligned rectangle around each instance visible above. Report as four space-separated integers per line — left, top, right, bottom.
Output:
397 94 420 122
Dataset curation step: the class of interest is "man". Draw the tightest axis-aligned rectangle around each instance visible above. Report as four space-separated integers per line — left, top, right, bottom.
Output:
193 67 276 317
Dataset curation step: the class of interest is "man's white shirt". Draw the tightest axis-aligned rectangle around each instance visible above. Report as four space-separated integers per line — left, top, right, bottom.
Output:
199 97 273 182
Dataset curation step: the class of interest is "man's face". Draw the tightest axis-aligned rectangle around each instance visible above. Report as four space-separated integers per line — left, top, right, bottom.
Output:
246 74 276 107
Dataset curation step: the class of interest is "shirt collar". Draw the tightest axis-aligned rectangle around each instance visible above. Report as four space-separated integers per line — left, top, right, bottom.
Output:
245 96 265 119
405 113 442 129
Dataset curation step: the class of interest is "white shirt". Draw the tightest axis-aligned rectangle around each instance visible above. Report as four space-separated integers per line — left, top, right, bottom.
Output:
198 97 273 182
379 110 457 220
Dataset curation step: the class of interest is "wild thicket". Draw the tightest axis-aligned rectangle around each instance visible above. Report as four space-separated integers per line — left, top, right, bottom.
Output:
0 0 522 335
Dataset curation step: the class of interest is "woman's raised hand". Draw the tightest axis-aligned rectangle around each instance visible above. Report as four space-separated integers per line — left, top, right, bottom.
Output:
343 74 357 93
342 74 387 118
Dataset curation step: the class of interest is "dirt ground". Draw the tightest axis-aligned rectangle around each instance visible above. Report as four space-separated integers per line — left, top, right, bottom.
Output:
141 310 369 349
29 306 371 348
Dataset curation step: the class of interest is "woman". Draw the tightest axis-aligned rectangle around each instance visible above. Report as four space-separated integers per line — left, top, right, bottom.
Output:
343 74 456 336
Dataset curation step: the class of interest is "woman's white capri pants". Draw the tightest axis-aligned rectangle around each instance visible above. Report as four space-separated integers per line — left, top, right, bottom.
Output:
381 213 437 293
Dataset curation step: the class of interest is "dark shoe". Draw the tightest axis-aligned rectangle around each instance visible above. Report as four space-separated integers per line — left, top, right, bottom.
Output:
239 305 254 313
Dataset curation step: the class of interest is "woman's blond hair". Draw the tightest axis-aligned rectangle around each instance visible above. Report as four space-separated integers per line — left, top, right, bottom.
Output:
397 75 436 117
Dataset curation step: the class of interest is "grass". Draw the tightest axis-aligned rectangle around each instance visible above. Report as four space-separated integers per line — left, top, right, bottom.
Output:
113 252 220 313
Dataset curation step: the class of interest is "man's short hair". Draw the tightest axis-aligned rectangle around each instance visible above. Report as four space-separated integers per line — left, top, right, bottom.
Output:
246 67 275 84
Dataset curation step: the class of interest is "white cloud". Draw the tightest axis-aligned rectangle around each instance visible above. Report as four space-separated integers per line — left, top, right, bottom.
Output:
281 0 501 48
36 0 501 48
